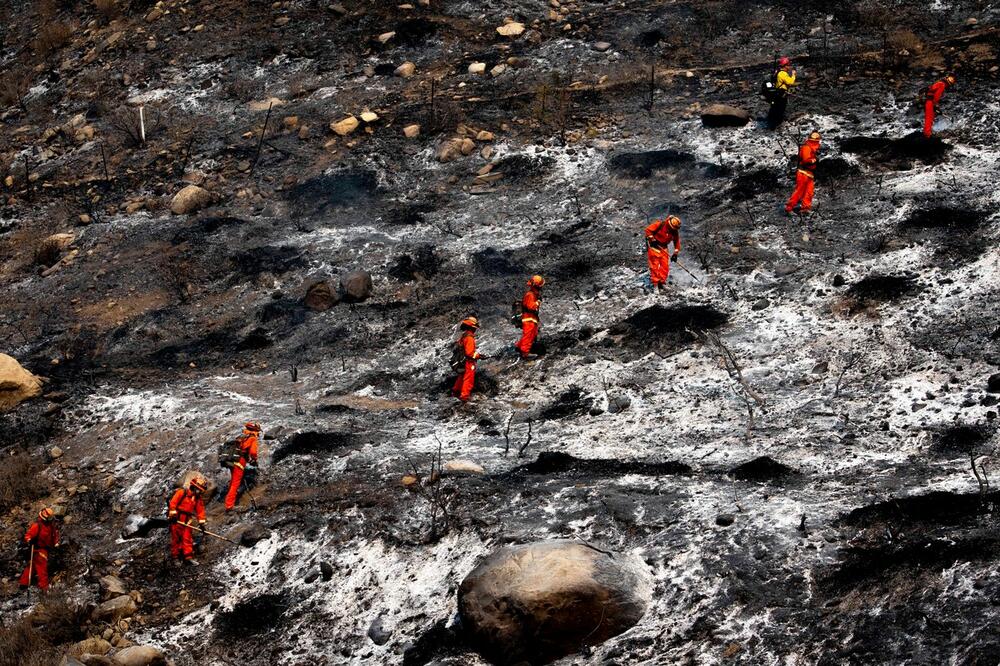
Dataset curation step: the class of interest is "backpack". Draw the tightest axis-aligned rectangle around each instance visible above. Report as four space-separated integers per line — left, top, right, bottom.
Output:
449 339 466 372
760 70 781 101
510 300 523 329
218 439 242 469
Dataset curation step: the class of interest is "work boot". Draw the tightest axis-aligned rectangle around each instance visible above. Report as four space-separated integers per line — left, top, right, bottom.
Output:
185 558 200 567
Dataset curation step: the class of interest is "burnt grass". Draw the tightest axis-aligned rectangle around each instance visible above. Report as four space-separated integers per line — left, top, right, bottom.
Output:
839 132 950 169
507 451 691 479
271 431 361 464
610 304 728 347
215 593 290 637
846 273 920 303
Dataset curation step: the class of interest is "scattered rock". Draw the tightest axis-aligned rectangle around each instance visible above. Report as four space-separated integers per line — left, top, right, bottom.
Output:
442 460 485 476
169 185 212 215
303 280 338 312
468 62 487 75
594 41 612 52
751 298 770 311
50 446 64 460
99 575 128 599
340 270 373 303
476 130 495 142
988 373 1000 394
436 138 467 162
403 124 421 138
320 561 334 581
367 615 392 645
377 31 395 44
360 111 379 123
811 361 829 374
701 103 751 128
490 64 507 77
607 393 631 414
395 62 416 77
715 513 736 527
240 525 271 548
832 274 846 287
110 645 166 666
496 22 525 38
458 540 652 664
69 637 112 657
93 595 138 622
331 115 360 136
0 353 43 412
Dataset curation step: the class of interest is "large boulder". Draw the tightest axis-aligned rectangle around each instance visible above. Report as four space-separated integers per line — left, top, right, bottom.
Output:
92 595 138 622
458 540 652 664
700 103 751 128
0 353 43 412
339 270 373 303
111 646 167 666
303 280 339 312
169 185 212 215
99 575 128 599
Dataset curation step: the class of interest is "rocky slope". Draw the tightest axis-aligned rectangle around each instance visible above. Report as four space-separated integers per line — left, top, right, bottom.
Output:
1 0 999 664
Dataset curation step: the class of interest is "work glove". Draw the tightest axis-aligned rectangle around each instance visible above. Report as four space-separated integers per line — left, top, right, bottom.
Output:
671 253 679 262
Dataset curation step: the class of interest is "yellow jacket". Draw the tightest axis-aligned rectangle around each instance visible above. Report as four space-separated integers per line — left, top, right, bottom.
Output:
776 69 797 92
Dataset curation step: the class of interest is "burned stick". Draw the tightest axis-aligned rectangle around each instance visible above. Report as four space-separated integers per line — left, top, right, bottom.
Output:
249 101 273 177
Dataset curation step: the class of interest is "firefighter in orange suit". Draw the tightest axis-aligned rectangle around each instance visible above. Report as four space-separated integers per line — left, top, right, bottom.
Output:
168 478 207 565
451 317 481 402
645 216 681 290
224 422 261 511
20 508 60 591
516 276 545 358
785 131 821 215
923 75 955 138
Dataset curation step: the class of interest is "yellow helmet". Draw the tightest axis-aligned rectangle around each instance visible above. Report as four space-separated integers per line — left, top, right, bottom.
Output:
528 275 545 288
189 478 207 494
667 216 681 230
39 508 54 521
461 316 479 330
808 131 822 142
945 74 956 85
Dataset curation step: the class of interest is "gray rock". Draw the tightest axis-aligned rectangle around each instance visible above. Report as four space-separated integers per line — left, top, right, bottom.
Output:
988 373 1000 394
716 513 736 527
607 394 631 414
593 41 612 52
367 615 392 645
701 103 751 128
340 270 373 303
458 540 652 664
92 595 138 621
320 561 334 581
240 525 271 547
99 575 128 599
303 280 339 312
751 298 770 311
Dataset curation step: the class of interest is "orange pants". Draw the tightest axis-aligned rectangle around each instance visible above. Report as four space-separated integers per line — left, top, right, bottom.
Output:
170 521 195 560
785 171 815 213
923 100 936 138
225 464 245 510
516 320 538 357
647 247 670 286
452 361 475 401
19 549 50 590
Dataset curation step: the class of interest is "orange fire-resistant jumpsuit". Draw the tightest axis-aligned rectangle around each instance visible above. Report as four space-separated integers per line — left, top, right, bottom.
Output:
167 488 206 561
516 287 542 358
451 331 481 402
645 219 681 287
224 432 259 510
923 79 950 138
19 520 60 590
785 138 820 214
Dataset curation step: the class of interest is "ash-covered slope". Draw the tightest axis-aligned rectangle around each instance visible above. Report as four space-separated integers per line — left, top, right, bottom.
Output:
1 1 999 665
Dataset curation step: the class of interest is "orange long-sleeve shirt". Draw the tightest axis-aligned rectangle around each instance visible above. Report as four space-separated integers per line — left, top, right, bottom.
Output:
797 140 820 175
925 80 948 106
24 521 60 550
459 332 481 361
237 434 259 467
645 220 681 252
168 489 206 524
521 289 541 324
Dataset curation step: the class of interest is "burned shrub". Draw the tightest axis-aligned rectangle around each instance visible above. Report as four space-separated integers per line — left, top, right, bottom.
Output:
0 452 49 513
840 132 950 167
215 593 288 637
32 21 73 57
610 304 728 347
33 237 64 268
636 28 666 47
271 431 359 464
473 248 523 276
609 149 694 179
27 593 88 645
0 618 58 666
932 424 992 456
289 170 379 217
492 154 554 181
388 245 440 282
847 274 920 304
232 246 305 277
71 487 114 521
815 156 859 181
395 17 438 46
728 168 780 201
513 451 691 478
109 104 167 147
539 387 593 420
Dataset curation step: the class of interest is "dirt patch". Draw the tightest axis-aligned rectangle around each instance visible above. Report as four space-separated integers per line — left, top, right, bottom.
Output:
900 207 986 231
215 593 289 637
727 168 780 201
271 432 360 464
846 274 920 303
508 451 691 478
729 456 798 483
839 132 950 168
609 304 728 347
608 149 694 178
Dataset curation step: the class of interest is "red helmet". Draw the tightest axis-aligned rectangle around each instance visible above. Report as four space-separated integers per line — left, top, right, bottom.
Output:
460 316 479 330
189 478 207 494
39 508 54 521
667 216 681 230
243 421 262 434
779 57 790 66
528 275 545 288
